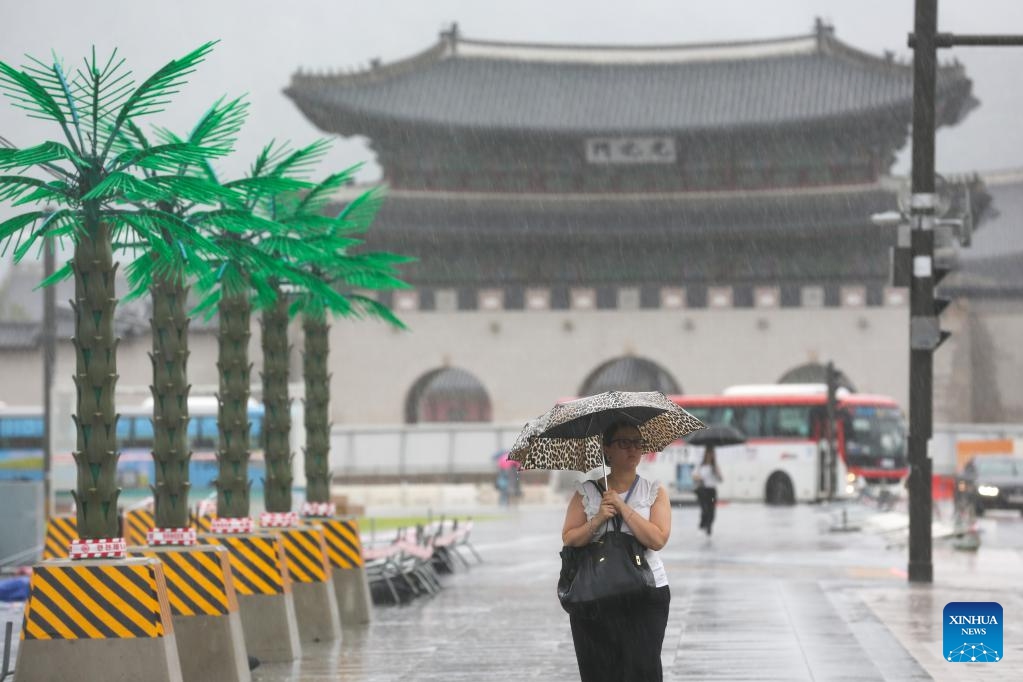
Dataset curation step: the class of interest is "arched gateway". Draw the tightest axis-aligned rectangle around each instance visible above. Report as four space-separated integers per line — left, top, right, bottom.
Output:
579 356 681 396
405 367 492 423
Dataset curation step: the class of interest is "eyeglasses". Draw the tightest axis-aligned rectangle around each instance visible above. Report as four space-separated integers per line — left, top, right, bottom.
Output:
609 438 648 451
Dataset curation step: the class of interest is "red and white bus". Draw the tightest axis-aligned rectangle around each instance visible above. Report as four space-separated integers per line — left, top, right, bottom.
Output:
639 384 908 505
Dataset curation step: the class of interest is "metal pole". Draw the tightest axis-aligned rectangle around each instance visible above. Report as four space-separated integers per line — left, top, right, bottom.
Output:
825 361 837 500
42 234 56 521
907 0 937 583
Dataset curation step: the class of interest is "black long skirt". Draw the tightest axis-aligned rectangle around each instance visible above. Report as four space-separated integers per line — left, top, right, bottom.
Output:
569 585 671 682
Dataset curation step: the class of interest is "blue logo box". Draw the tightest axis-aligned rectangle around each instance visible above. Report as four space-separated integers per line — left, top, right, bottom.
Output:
944 602 1003 663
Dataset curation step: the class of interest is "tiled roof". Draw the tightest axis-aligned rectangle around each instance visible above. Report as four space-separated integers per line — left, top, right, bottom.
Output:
347 183 907 286
287 24 975 135
367 183 904 237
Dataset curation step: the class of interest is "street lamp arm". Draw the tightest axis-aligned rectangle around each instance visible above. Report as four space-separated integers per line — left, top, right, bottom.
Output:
909 32 1023 48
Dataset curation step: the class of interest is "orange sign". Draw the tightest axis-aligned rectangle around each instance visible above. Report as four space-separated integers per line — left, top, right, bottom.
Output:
955 439 1014 472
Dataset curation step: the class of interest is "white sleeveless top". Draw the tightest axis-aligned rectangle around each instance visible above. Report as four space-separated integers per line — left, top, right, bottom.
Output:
577 476 668 588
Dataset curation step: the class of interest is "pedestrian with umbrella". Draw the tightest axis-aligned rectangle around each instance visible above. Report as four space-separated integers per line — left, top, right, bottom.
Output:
509 391 703 682
686 425 746 536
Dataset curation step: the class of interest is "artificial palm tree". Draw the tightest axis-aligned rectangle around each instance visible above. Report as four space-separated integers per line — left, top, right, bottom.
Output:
114 96 249 530
189 140 355 520
258 168 410 514
0 44 228 540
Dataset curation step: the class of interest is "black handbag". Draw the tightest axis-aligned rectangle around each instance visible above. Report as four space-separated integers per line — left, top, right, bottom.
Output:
557 479 656 615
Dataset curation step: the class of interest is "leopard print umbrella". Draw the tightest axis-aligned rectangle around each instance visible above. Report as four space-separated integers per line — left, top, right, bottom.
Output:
508 391 705 473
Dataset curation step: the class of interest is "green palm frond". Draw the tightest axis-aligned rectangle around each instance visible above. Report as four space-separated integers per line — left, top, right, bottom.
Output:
248 140 291 179
335 186 384 231
351 294 408 329
191 287 222 318
115 208 222 258
107 119 152 162
0 211 47 246
187 94 248 152
108 141 223 173
268 139 331 179
21 54 86 152
193 208 281 235
37 260 74 289
351 250 417 266
292 168 355 215
0 61 73 139
255 235 328 262
0 175 58 202
224 175 312 200
123 251 156 299
336 269 410 291
147 175 241 207
279 213 348 234
10 179 73 207
10 208 78 262
82 170 172 202
317 252 414 281
104 41 216 157
72 48 135 150
0 141 85 171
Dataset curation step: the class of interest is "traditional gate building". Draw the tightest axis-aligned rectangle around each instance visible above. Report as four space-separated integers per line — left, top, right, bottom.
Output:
282 20 1014 425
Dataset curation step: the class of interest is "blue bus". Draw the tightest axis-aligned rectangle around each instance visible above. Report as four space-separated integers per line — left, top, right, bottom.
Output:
0 407 44 481
0 400 267 491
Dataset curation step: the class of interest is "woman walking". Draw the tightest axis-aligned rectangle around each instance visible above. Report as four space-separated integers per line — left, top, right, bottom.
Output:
561 420 672 681
694 446 723 535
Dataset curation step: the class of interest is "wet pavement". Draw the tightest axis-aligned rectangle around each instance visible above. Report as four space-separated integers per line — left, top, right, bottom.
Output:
249 501 1023 681
4 501 1020 679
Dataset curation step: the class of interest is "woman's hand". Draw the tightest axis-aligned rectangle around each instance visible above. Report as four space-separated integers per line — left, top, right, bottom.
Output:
601 489 629 514
593 501 617 525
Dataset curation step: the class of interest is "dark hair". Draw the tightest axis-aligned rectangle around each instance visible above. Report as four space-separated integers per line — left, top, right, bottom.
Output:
602 419 637 446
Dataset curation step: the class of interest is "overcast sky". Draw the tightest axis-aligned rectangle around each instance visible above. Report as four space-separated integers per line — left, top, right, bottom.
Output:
4 0 1022 186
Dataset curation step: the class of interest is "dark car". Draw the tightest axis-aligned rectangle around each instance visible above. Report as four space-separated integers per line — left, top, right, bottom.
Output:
956 456 1023 516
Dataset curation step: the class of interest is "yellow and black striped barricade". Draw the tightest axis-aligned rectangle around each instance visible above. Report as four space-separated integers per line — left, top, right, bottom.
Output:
191 513 216 534
17 557 181 682
317 517 373 626
128 544 250 682
124 508 155 547
41 515 77 560
276 525 341 643
198 532 300 663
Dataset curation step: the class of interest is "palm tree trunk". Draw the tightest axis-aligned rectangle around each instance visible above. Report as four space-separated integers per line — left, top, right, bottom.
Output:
261 290 292 513
149 271 191 528
302 314 331 505
215 291 252 518
70 221 121 540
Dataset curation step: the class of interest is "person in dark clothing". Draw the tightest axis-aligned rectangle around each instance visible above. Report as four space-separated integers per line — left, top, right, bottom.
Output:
561 421 673 681
694 446 723 535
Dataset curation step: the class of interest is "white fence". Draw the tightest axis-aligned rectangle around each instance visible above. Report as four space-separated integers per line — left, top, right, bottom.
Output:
329 422 525 477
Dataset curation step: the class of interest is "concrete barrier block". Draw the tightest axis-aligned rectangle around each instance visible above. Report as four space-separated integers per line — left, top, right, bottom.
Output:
15 556 182 682
198 532 300 662
128 544 249 682
316 518 373 626
275 526 341 643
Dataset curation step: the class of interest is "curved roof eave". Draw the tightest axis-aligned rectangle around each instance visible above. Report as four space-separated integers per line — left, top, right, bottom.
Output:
286 26 974 136
287 92 921 139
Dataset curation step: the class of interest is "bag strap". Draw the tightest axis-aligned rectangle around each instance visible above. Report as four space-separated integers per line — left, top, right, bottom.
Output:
587 480 615 534
623 475 640 504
